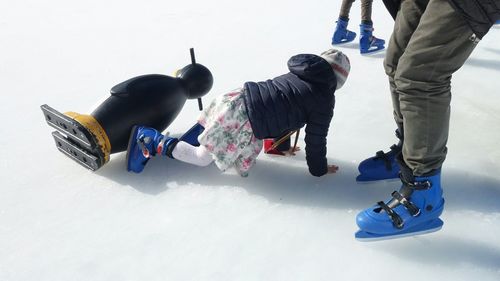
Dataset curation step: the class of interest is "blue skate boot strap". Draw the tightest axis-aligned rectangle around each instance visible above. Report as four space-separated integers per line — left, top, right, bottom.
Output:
395 128 404 142
372 129 403 170
156 133 179 159
390 190 420 217
374 146 398 170
396 154 433 191
377 186 423 229
138 135 154 158
376 201 404 229
376 154 423 227
165 138 179 159
379 156 437 228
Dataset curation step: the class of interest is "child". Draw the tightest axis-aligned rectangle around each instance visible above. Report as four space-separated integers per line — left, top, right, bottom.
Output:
126 49 350 177
332 0 385 54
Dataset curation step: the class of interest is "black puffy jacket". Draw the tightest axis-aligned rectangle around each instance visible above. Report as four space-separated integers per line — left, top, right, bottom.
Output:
383 0 500 39
242 54 337 177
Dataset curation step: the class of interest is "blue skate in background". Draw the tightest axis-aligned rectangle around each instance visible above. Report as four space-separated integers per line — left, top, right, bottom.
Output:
332 18 357 44
359 23 385 54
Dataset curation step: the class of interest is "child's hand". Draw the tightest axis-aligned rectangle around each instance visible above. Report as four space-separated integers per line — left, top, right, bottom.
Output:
327 164 339 174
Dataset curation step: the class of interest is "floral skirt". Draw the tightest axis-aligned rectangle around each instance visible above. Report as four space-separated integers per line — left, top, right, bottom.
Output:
197 89 262 177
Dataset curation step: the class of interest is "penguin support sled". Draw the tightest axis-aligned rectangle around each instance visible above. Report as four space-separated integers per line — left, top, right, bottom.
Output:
41 48 213 171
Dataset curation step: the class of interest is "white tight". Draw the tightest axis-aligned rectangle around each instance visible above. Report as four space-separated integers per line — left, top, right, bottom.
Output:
171 141 213 167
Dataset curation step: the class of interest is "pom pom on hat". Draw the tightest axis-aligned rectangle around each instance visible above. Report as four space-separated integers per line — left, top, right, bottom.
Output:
320 49 350 90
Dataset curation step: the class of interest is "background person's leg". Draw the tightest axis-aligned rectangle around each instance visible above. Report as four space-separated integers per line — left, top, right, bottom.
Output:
333 0 357 44
360 0 372 24
339 0 356 20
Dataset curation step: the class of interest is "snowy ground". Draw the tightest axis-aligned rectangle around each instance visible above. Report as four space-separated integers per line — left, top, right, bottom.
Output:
1 1 500 280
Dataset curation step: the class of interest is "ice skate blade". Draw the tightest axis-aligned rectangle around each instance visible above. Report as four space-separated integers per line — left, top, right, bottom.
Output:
332 39 355 45
41 104 95 149
52 131 102 171
356 174 400 183
355 219 443 242
360 47 385 55
41 104 110 170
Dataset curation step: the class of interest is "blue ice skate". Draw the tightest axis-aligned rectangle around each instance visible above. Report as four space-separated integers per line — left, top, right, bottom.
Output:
357 129 402 182
126 123 205 173
355 167 445 241
359 23 385 54
126 126 178 173
496 20 500 24
357 144 401 182
332 18 357 44
178 123 205 146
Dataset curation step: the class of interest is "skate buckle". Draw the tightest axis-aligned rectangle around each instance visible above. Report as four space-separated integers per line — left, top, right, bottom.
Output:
411 180 432 190
157 136 167 155
138 135 152 158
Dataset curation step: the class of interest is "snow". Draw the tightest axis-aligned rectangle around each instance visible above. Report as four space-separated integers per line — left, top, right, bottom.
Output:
1 0 500 280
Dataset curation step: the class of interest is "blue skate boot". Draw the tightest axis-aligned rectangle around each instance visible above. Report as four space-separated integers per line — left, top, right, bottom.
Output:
126 123 205 173
359 22 385 54
496 20 500 24
332 18 357 45
357 129 402 182
126 126 178 173
355 158 445 241
178 123 205 146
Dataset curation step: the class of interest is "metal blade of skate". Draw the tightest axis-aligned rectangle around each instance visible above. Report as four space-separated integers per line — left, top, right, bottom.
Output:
41 104 96 149
355 218 443 242
51 131 101 171
41 104 105 170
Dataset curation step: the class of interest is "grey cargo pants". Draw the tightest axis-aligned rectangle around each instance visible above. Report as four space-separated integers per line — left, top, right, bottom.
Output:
384 0 478 175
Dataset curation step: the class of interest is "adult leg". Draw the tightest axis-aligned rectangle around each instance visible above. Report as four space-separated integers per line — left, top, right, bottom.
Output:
355 0 478 240
395 0 477 175
356 0 429 181
385 0 429 129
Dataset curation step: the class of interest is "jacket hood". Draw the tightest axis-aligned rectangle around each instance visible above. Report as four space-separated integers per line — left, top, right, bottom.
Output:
287 54 337 89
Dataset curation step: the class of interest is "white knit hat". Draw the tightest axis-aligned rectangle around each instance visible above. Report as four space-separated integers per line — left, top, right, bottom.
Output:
320 49 350 90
